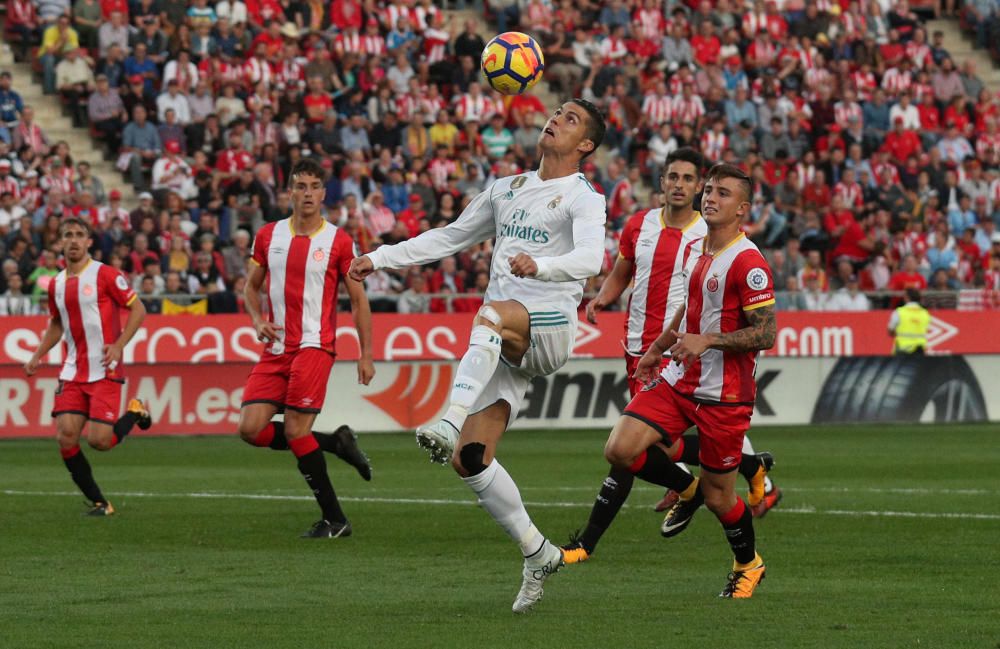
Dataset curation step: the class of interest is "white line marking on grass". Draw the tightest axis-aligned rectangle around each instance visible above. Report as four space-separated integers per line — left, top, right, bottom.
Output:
522 485 1000 496
4 489 1000 520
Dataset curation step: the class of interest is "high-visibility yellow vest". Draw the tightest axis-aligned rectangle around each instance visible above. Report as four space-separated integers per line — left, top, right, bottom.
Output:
893 303 930 353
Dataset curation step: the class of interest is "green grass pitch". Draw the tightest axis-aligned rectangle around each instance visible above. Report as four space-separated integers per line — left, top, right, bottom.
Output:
2 424 998 649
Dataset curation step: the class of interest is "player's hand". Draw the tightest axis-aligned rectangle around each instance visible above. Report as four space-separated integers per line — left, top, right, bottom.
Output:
585 295 609 324
508 253 538 278
24 355 40 377
349 255 375 281
632 349 662 384
102 343 123 370
357 356 375 386
253 319 283 344
669 330 710 367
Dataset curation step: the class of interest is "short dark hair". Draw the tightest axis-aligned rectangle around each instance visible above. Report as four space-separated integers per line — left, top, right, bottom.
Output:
59 217 93 238
905 287 922 303
704 162 752 201
663 147 706 178
288 158 327 186
570 98 605 160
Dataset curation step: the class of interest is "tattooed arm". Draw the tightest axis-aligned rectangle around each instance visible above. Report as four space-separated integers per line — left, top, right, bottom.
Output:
669 305 776 366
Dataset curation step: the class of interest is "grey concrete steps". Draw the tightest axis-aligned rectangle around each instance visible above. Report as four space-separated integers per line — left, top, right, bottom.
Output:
0 38 136 205
926 18 1000 94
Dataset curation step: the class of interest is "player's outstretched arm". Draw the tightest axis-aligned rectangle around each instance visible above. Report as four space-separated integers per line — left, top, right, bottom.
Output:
365 186 498 272
586 255 634 324
345 275 375 386
529 193 606 282
104 297 146 369
24 317 64 376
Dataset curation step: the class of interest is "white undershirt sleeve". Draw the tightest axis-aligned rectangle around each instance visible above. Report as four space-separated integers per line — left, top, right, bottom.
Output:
367 184 497 270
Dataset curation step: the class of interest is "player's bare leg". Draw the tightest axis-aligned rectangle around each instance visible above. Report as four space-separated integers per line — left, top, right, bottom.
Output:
57 414 113 516
563 417 691 563
239 404 372 480
449 401 563 613
701 468 765 598
417 300 530 463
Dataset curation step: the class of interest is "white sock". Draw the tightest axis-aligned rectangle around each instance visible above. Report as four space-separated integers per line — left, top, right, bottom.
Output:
462 460 545 559
742 435 755 455
443 325 501 432
676 462 691 475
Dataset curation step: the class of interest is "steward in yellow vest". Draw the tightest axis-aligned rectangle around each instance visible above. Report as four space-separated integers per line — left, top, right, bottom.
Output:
888 288 930 354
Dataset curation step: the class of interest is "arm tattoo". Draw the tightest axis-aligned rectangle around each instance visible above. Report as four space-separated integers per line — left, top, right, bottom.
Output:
707 305 776 353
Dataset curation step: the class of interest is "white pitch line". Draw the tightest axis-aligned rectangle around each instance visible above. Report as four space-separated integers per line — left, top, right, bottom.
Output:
525 485 1000 496
3 489 1000 521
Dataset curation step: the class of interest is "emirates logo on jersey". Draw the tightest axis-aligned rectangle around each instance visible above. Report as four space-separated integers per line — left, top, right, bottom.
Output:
313 249 325 262
82 284 94 297
707 277 720 292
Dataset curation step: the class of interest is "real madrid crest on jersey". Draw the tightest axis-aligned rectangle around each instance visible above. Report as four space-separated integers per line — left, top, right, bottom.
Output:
511 176 527 190
548 195 562 210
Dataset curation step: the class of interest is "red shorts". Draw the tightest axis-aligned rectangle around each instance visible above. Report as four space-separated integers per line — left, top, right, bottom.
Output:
242 348 334 413
623 378 752 472
52 378 123 425
625 354 672 397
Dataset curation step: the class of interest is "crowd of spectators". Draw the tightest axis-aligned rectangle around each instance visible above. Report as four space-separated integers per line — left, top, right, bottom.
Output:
3 0 1000 317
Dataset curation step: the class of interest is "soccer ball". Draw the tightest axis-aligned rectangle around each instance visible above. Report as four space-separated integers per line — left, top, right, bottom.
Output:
481 31 545 96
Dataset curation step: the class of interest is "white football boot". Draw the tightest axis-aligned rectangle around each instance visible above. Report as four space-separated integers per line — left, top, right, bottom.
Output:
415 420 460 464
512 540 564 613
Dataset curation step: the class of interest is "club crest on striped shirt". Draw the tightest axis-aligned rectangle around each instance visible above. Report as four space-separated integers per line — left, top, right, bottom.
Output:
83 284 94 297
511 176 527 189
313 248 325 262
707 276 719 292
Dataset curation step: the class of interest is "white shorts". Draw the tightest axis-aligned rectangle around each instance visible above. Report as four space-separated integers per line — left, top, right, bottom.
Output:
471 307 575 421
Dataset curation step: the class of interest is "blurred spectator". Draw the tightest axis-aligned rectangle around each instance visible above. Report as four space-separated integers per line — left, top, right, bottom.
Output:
397 271 430 313
0 272 37 315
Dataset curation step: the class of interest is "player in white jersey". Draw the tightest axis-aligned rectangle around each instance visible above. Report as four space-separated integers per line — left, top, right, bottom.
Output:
350 99 607 613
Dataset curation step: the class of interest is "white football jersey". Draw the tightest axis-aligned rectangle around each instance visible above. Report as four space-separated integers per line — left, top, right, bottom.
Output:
368 171 607 318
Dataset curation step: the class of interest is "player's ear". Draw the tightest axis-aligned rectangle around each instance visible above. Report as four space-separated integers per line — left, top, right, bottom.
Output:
578 138 595 157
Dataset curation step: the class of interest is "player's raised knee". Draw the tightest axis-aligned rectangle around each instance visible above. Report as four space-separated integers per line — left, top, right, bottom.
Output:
474 304 503 333
455 441 488 477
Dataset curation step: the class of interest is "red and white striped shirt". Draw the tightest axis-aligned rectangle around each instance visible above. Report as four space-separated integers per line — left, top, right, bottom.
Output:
834 100 863 129
334 31 361 57
423 27 450 64
641 93 673 125
414 3 440 31
48 260 136 383
0 175 20 199
834 180 864 208
672 95 705 124
663 234 775 404
618 209 706 355
243 56 274 88
852 71 878 102
701 130 728 160
882 67 912 95
840 11 866 40
251 219 355 356
361 34 387 57
742 11 768 36
976 132 1000 165
634 8 664 40
906 42 932 70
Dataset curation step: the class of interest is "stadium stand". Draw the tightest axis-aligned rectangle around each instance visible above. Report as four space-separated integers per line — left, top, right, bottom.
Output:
1 0 1000 315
